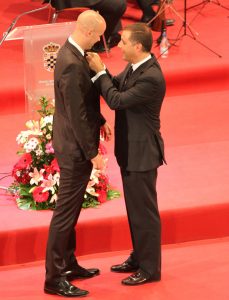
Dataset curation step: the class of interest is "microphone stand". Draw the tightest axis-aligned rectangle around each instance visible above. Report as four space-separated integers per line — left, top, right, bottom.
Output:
173 0 222 57
187 0 228 26
148 0 196 33
0 0 51 46
147 0 199 51
187 0 229 12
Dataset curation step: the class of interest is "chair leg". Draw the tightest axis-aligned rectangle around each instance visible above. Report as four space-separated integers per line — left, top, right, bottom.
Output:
51 11 59 23
101 34 110 58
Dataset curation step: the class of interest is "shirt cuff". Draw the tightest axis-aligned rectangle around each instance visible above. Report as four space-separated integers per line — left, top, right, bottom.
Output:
91 70 107 83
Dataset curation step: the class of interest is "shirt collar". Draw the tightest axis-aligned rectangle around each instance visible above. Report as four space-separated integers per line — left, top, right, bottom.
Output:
132 54 151 72
68 36 84 56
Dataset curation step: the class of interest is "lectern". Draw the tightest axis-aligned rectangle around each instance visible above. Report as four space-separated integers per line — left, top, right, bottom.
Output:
5 22 75 112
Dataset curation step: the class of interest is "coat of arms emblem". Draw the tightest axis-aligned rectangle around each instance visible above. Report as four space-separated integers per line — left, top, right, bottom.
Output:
43 42 60 72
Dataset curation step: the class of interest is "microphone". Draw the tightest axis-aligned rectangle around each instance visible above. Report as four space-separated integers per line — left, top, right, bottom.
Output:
0 0 52 46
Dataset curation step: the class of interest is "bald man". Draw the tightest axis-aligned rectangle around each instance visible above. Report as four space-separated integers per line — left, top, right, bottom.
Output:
44 11 111 297
44 0 126 52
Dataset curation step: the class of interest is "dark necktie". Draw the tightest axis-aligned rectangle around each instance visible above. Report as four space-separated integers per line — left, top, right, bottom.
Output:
84 52 96 78
124 66 133 85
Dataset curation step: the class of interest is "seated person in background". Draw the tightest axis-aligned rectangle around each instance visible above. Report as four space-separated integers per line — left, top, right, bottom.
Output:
136 0 174 43
44 0 127 52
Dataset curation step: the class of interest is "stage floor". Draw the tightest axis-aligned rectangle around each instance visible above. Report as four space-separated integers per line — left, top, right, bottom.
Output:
1 237 229 300
0 0 229 266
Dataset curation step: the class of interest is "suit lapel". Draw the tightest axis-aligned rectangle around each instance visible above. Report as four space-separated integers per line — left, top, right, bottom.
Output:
120 55 157 91
64 40 91 73
119 64 132 91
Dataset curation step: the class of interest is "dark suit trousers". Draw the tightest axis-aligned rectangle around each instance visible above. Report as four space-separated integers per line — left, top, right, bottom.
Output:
121 168 161 276
45 155 92 283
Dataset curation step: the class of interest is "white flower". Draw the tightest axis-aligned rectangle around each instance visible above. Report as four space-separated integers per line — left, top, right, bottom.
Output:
53 172 60 186
90 169 100 184
44 115 53 124
50 194 58 203
46 134 52 140
29 168 44 185
36 147 43 156
16 131 30 145
29 129 43 136
16 135 27 145
24 137 39 152
86 186 99 197
25 120 39 131
41 174 56 194
87 180 96 188
40 115 53 128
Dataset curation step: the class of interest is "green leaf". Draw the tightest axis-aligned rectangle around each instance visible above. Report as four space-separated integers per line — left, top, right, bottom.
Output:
30 201 37 210
19 186 32 196
16 150 25 155
16 198 32 210
107 190 121 200
29 186 36 193
82 197 100 208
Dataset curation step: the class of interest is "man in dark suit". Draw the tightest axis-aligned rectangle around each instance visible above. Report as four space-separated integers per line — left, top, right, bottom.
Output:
87 22 166 286
44 11 111 297
44 0 127 52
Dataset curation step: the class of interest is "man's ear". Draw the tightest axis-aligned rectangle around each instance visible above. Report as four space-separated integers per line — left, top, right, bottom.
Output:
135 42 143 52
87 29 94 37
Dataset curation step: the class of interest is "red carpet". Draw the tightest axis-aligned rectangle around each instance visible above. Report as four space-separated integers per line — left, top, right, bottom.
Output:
1 89 229 265
0 237 229 300
0 0 229 281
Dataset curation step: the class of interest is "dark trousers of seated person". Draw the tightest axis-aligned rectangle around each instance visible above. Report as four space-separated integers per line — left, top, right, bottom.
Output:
136 0 159 21
46 0 127 41
45 155 92 283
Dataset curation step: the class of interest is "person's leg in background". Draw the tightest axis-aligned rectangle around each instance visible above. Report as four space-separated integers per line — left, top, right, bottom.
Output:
92 0 127 52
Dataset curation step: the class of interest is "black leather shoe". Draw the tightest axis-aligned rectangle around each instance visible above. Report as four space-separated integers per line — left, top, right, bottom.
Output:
63 265 100 281
122 270 161 286
107 33 121 49
166 19 175 26
142 17 174 29
91 42 109 53
141 15 156 24
44 280 89 297
111 261 139 273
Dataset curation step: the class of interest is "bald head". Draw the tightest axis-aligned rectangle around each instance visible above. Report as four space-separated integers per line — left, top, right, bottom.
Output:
77 10 105 32
72 10 106 50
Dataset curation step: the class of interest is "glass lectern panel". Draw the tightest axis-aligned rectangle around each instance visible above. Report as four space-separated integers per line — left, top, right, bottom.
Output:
6 22 75 113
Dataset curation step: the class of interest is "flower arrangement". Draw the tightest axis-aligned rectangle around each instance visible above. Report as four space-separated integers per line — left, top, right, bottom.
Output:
10 97 120 210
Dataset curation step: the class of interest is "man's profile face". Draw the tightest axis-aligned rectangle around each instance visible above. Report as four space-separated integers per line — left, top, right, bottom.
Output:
88 23 106 49
118 30 136 62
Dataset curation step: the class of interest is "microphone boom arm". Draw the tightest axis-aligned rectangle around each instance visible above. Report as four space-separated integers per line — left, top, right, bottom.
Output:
0 0 51 46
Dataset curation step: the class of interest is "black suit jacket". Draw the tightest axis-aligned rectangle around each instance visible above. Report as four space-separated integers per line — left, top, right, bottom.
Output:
95 55 166 171
53 40 105 161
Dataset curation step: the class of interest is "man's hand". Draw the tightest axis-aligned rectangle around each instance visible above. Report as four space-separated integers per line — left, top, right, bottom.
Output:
100 122 112 142
86 52 105 73
91 153 104 170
